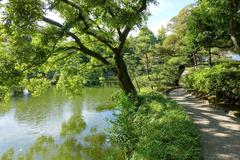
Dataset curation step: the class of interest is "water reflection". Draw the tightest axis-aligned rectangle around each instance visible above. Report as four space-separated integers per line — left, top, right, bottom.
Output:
60 113 86 137
0 87 122 160
1 113 123 160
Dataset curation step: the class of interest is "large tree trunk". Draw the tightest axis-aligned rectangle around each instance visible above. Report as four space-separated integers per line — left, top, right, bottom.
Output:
114 53 137 96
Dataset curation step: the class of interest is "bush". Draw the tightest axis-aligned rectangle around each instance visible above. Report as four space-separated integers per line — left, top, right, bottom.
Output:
131 56 189 92
181 62 240 101
155 56 188 87
109 92 200 160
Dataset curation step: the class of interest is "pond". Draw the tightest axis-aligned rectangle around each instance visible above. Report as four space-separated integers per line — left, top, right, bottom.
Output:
0 87 124 160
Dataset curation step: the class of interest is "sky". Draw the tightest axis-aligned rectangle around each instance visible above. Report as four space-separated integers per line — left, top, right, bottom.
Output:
147 0 195 34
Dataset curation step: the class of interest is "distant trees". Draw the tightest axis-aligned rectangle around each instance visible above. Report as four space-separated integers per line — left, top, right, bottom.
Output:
124 18 190 90
197 0 240 52
156 27 166 45
187 0 240 61
187 6 225 66
136 27 157 89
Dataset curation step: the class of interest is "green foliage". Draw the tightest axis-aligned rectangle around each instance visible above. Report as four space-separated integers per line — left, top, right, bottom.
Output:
0 86 10 103
153 56 188 89
57 74 85 95
55 55 107 95
109 91 139 159
0 148 14 160
0 0 159 98
136 26 157 51
124 23 190 92
0 42 22 101
20 78 50 96
164 4 193 54
110 92 200 160
156 27 167 45
181 62 240 101
4 0 43 32
135 26 157 73
187 0 240 52
187 4 229 50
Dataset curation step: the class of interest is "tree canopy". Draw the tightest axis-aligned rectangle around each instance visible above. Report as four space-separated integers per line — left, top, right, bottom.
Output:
0 0 158 100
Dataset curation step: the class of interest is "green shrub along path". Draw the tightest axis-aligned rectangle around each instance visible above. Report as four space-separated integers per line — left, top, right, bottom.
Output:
169 88 240 160
181 62 240 105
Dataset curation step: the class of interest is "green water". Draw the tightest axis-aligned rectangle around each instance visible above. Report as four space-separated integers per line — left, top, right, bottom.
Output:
0 87 124 160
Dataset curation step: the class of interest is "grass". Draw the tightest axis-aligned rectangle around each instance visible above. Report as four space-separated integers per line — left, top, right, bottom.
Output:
110 91 200 160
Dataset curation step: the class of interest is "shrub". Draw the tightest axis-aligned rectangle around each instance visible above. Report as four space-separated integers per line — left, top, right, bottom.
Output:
181 62 240 101
109 92 200 160
155 56 189 87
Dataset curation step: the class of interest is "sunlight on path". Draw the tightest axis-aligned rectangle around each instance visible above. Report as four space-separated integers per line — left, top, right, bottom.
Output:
169 88 240 160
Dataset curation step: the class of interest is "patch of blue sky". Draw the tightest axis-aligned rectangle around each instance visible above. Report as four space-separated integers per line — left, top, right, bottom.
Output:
147 0 195 35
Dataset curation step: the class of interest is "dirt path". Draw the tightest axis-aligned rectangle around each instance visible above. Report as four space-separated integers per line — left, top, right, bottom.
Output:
168 88 240 160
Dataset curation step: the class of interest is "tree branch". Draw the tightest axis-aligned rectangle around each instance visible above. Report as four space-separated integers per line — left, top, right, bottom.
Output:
50 1 116 52
60 0 81 10
48 51 76 71
60 0 89 29
85 30 115 51
212 44 234 49
53 46 81 54
118 27 131 53
138 0 147 13
42 17 111 65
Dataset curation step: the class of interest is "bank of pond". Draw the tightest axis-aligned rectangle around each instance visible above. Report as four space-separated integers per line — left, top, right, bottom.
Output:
0 87 200 160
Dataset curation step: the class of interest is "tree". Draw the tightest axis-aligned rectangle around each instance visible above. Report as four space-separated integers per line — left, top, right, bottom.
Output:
135 26 157 89
1 0 157 99
164 4 194 54
196 0 240 52
123 36 142 92
156 26 166 45
187 2 232 66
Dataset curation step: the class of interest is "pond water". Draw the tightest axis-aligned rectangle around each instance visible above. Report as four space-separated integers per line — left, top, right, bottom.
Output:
0 87 123 160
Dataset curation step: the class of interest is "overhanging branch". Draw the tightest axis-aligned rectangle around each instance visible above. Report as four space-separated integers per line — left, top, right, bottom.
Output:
42 17 111 65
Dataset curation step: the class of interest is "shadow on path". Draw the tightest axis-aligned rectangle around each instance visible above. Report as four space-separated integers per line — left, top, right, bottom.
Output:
169 88 240 160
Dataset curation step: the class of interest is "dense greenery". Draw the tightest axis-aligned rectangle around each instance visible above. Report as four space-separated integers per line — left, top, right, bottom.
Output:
1 0 240 159
186 0 240 67
0 0 193 101
110 91 200 160
123 10 191 91
0 0 239 102
181 62 240 105
0 0 160 99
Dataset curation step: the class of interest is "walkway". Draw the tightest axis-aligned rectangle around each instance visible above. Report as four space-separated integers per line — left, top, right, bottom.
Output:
168 88 240 160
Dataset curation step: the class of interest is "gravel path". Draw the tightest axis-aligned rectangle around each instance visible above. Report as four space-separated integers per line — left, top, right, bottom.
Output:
168 88 240 160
